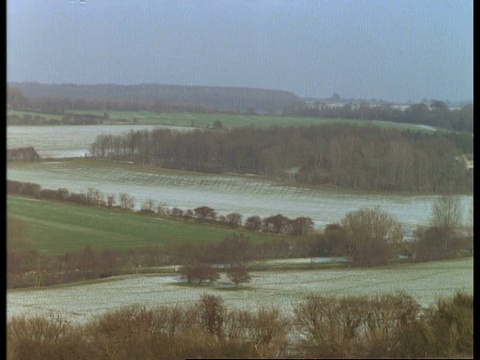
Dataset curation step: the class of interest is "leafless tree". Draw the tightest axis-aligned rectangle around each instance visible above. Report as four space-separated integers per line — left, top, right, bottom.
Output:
141 197 156 212
429 195 463 231
106 194 116 207
118 192 135 210
225 212 242 228
227 263 251 288
341 207 402 266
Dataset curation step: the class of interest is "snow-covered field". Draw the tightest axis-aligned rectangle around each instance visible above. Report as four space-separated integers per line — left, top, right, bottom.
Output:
6 125 473 325
7 124 191 158
7 257 473 324
7 159 473 236
7 125 473 235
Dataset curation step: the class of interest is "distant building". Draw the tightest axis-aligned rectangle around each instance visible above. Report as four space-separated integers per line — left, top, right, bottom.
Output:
456 154 473 171
463 154 474 170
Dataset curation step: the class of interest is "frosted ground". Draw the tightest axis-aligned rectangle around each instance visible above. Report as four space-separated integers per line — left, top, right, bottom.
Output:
7 124 190 158
7 124 473 236
7 160 473 237
7 125 473 326
7 257 473 324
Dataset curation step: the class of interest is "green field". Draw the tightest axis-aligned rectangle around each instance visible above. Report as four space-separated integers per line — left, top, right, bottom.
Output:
8 109 437 131
7 195 284 255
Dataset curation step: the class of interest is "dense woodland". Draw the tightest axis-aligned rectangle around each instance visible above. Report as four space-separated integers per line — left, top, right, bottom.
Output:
89 124 472 193
7 83 301 114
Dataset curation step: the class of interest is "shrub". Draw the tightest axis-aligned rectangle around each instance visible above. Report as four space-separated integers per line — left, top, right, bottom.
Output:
198 294 225 338
421 291 474 357
412 226 463 262
293 292 421 358
7 315 87 360
6 292 473 359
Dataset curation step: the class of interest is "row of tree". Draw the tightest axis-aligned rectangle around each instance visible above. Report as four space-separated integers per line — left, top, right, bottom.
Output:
7 291 473 359
7 84 301 114
7 214 294 289
89 124 473 193
8 178 471 289
7 180 315 236
285 100 473 133
7 204 470 289
8 86 472 132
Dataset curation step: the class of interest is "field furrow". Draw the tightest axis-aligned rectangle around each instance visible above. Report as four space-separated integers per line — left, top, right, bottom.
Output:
7 160 473 236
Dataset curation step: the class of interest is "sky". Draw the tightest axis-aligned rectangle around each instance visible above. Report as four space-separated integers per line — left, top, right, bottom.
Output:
7 0 473 103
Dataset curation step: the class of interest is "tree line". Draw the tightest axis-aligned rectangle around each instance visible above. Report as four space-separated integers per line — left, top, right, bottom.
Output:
6 180 314 236
89 124 473 193
8 85 472 133
8 180 472 288
7 84 301 114
285 100 473 133
7 291 473 359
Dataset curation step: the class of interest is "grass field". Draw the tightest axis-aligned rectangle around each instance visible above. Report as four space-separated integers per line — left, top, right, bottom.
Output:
7 195 285 255
8 109 437 131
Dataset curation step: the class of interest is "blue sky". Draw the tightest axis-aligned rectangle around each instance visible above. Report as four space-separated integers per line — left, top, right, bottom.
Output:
7 0 473 103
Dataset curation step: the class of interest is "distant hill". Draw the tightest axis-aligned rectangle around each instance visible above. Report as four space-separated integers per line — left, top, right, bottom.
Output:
8 82 303 114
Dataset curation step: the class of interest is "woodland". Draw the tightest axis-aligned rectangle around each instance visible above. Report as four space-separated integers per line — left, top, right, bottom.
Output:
89 124 473 193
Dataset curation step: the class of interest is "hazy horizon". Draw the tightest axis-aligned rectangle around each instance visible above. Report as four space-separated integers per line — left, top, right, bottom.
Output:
7 0 473 104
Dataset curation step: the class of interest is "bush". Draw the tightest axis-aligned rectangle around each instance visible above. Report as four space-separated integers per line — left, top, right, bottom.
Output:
294 292 421 358
412 226 463 262
6 292 473 359
422 291 474 357
7 315 87 360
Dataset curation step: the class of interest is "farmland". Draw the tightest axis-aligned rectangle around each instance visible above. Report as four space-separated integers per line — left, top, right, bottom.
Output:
7 195 282 255
7 124 189 158
6 116 473 349
7 117 473 358
7 159 474 236
8 109 440 130
7 256 473 324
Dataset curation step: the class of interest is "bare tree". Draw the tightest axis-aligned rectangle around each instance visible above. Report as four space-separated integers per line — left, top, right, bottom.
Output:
225 212 242 228
198 294 225 339
411 225 461 261
290 217 314 236
199 262 220 284
214 234 253 266
106 194 116 207
341 207 402 267
141 197 156 212
156 202 169 215
119 192 135 210
87 187 104 206
245 215 262 231
227 263 251 288
429 195 463 231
